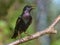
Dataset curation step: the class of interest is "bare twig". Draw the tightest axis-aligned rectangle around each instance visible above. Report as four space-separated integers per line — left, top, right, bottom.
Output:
8 15 60 45
49 15 60 28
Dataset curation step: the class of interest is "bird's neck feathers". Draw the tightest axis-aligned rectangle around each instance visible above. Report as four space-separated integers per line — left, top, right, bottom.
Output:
22 10 30 17
21 10 31 24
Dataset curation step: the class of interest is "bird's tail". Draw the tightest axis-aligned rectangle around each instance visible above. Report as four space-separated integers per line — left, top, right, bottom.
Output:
11 31 18 39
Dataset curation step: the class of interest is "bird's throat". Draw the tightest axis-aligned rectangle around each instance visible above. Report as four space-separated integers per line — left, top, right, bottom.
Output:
24 10 30 17
24 13 30 17
22 12 30 24
23 11 30 19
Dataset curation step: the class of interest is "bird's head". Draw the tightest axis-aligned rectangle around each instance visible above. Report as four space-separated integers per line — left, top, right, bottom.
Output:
23 5 34 13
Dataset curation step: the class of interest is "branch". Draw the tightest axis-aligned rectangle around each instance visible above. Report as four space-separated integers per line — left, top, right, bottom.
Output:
8 15 60 45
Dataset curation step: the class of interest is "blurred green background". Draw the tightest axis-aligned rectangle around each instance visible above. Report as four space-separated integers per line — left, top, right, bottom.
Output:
0 0 60 45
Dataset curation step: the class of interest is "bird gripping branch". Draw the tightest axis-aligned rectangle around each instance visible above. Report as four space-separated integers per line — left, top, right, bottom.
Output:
12 5 34 38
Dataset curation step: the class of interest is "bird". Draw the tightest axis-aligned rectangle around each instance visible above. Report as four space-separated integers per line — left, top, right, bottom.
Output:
11 5 34 38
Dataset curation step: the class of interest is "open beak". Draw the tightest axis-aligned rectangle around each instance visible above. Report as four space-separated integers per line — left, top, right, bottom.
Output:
31 4 36 9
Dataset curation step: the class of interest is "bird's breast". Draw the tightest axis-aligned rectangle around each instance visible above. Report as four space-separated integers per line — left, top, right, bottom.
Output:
23 18 30 24
22 15 31 24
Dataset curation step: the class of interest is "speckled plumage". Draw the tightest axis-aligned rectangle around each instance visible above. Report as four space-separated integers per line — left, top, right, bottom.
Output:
12 5 33 38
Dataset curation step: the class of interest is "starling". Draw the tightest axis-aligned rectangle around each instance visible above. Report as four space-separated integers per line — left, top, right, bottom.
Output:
12 5 33 38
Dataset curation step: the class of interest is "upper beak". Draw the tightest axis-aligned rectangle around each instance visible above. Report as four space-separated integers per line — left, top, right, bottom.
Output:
31 5 36 9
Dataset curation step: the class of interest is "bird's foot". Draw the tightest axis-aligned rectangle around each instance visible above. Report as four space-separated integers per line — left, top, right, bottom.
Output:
18 31 21 39
24 32 31 36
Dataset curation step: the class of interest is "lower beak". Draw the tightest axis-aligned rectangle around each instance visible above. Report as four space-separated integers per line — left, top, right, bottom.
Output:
32 6 35 9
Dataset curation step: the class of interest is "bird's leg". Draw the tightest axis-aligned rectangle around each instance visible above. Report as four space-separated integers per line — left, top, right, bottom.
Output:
18 31 20 39
24 32 31 36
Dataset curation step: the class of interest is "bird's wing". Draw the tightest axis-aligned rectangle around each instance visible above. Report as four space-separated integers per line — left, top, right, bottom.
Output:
12 16 22 38
15 16 25 30
15 16 22 30
16 16 21 24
